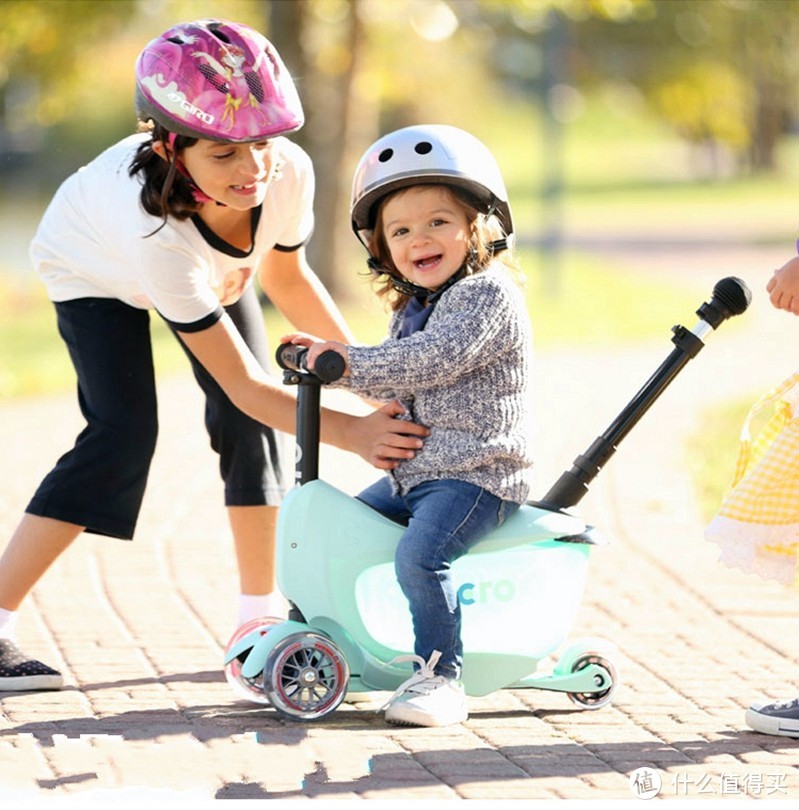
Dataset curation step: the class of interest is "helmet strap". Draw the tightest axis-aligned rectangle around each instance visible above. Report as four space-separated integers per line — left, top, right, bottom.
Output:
166 132 224 206
366 257 428 298
366 257 469 303
481 197 510 255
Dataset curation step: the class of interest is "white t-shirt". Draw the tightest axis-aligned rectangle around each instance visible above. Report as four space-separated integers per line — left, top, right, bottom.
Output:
30 133 314 329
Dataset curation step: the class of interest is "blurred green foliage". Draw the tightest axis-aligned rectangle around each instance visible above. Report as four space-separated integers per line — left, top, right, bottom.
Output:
2 0 797 182
688 394 752 522
1 0 798 400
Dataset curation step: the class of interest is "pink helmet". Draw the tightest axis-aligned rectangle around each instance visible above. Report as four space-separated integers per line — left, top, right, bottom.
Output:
135 20 304 143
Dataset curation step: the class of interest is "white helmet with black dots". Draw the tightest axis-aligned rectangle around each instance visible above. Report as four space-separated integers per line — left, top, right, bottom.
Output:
350 124 513 250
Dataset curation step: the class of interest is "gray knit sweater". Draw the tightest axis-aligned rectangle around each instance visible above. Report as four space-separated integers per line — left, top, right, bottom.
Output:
339 265 534 504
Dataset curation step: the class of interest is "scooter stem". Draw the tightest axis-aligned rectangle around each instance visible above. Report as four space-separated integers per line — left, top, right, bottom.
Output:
276 345 346 486
293 374 321 485
539 276 751 511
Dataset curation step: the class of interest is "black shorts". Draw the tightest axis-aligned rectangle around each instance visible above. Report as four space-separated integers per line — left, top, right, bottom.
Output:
26 287 287 539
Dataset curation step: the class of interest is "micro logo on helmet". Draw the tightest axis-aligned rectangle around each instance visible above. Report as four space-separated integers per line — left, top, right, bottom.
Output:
166 92 215 125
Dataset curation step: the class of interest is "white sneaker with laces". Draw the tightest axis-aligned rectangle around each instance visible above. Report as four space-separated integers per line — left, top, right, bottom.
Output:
382 651 468 727
745 697 799 738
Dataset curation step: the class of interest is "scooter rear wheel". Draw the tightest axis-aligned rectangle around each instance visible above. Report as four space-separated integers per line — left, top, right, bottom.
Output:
566 653 617 710
264 632 349 720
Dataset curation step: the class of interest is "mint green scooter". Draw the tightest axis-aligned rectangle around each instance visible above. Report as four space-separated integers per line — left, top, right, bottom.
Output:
224 278 750 721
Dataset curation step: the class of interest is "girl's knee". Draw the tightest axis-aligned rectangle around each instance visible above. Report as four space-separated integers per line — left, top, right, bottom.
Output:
103 419 158 469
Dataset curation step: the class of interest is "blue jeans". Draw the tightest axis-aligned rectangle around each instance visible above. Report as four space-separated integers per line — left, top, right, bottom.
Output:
357 478 519 679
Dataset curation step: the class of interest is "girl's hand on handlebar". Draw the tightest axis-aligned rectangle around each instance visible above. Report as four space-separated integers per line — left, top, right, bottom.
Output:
281 332 351 376
351 400 429 470
280 331 318 347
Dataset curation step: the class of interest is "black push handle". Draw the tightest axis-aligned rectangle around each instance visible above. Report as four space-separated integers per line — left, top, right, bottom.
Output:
539 276 752 512
275 343 346 384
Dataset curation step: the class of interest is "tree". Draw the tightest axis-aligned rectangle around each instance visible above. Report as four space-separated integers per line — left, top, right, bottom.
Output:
0 0 137 162
566 0 799 173
269 0 370 300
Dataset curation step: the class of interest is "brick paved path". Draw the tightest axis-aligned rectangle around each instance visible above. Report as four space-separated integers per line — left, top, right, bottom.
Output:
1 251 797 801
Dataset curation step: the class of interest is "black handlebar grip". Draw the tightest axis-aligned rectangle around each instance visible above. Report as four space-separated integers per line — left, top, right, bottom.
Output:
275 343 346 383
696 276 752 329
313 350 346 383
275 342 305 372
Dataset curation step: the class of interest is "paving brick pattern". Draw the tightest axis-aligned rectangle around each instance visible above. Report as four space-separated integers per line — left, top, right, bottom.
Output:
1 253 798 801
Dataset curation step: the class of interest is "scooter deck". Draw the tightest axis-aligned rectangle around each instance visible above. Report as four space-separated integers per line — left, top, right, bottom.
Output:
276 480 595 696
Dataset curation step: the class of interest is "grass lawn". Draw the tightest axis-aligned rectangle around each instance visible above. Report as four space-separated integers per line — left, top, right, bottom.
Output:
688 390 790 524
0 246 705 401
688 397 751 523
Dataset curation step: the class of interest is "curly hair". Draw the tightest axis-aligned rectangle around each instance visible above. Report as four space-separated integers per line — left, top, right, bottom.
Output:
367 184 521 312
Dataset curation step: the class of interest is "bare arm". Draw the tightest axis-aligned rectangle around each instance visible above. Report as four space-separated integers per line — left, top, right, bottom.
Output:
258 247 354 342
178 317 427 468
178 315 298 433
320 400 427 470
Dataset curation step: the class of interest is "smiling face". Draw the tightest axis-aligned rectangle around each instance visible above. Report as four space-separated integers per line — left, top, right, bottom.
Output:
179 138 278 210
378 185 472 292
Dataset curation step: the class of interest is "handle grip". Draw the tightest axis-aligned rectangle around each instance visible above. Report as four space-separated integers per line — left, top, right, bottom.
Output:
275 343 346 383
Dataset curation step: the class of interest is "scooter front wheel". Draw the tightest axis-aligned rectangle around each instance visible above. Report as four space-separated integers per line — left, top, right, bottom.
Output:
264 631 350 720
565 653 618 710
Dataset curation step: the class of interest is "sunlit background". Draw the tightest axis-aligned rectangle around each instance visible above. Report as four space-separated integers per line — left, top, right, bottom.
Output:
1 0 798 399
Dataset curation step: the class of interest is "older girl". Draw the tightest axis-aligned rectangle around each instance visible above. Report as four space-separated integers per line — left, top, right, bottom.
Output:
0 20 426 692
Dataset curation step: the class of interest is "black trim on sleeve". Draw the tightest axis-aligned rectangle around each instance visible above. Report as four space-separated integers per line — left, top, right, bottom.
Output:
273 225 314 253
162 305 225 334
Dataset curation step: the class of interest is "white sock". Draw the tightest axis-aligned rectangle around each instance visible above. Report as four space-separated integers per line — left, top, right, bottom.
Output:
237 592 287 627
0 608 18 641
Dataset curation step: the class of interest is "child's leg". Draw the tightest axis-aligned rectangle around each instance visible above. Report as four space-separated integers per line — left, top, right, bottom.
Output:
0 298 157 690
396 480 516 678
0 516 80 689
228 505 287 622
382 481 517 726
27 299 158 538
169 287 289 625
356 478 411 523
0 515 83 613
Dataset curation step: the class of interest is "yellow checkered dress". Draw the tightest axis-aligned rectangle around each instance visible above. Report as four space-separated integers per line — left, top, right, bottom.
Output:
705 373 799 588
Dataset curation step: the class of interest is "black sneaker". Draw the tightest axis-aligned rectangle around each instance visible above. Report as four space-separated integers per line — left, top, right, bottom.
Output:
0 639 63 691
745 697 799 738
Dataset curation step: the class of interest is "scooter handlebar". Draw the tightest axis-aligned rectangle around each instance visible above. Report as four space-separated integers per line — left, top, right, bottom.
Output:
697 276 752 329
275 343 346 384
